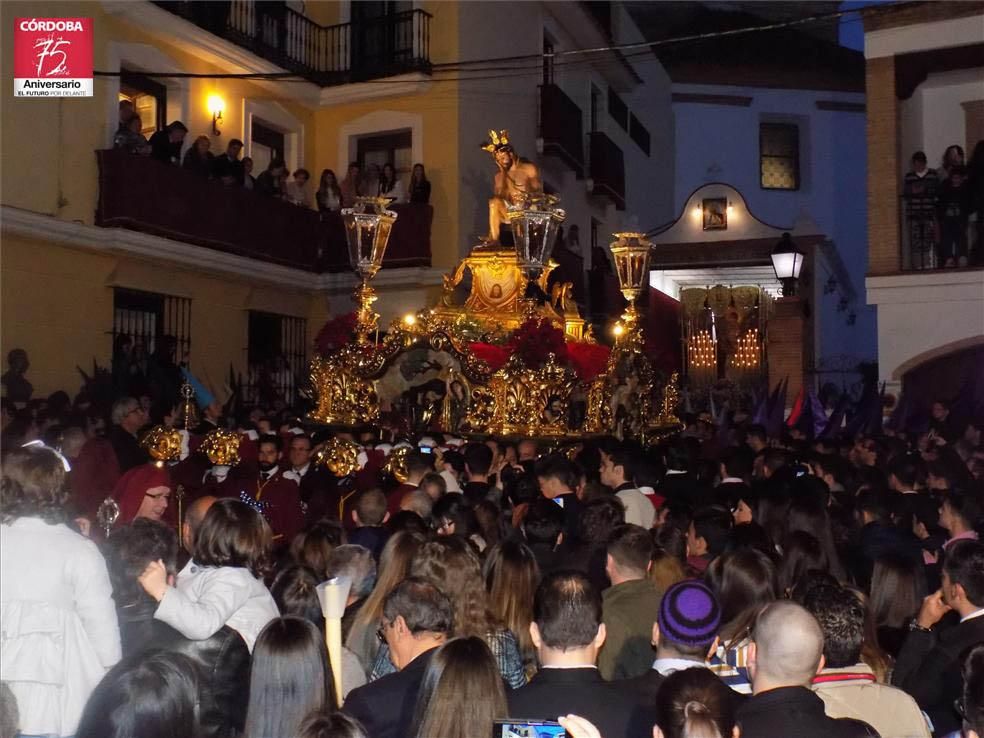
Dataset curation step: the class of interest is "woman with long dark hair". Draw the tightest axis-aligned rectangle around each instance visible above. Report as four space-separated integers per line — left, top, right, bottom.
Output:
785 487 847 581
870 552 927 659
76 650 200 738
704 547 777 694
409 636 507 738
482 540 541 678
409 163 431 204
244 616 335 738
378 162 406 203
316 169 343 214
347 530 426 672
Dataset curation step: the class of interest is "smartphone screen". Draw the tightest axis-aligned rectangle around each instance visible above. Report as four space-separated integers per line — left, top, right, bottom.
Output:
492 719 566 738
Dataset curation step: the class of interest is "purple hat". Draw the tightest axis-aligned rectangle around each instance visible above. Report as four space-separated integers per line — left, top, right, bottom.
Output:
658 580 721 648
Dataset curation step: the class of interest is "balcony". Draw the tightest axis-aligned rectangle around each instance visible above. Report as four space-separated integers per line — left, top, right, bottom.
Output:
539 84 585 178
900 196 982 271
153 1 432 86
95 149 431 273
589 131 626 211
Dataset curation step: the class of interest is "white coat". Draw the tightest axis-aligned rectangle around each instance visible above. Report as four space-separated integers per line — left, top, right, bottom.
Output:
1 518 122 737
155 562 278 652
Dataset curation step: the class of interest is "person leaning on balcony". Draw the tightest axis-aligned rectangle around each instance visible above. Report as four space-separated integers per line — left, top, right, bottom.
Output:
256 159 287 199
213 138 245 186
149 121 188 165
287 168 313 208
114 114 151 156
183 136 214 179
410 163 430 205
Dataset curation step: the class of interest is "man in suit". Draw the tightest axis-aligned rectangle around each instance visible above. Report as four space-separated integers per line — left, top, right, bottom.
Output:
507 571 653 738
343 578 453 738
286 433 340 522
212 138 244 185
247 434 304 546
598 524 661 680
535 454 583 542
894 540 984 736
618 579 723 709
736 601 877 738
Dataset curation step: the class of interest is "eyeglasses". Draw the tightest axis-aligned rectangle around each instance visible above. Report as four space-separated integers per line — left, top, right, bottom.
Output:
21 440 71 472
145 491 171 502
376 621 391 643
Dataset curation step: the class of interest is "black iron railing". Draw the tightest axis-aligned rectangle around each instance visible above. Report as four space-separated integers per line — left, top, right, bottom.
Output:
539 84 585 178
96 149 432 272
589 131 626 211
900 195 982 271
154 1 432 86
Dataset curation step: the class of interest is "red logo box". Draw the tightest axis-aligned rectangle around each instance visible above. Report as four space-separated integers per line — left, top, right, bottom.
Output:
14 17 93 97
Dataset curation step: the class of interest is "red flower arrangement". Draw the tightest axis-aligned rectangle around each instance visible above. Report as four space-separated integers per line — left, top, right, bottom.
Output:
468 342 511 371
567 342 612 382
469 319 610 378
315 313 357 354
509 318 568 369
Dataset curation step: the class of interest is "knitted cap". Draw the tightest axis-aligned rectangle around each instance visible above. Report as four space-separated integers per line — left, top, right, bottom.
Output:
658 580 721 648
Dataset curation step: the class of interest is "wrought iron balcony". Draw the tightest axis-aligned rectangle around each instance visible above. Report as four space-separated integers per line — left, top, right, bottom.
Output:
589 131 626 211
153 1 432 86
96 149 431 273
539 84 585 178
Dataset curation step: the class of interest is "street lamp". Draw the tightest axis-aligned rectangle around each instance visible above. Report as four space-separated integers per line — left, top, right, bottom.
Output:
771 232 804 297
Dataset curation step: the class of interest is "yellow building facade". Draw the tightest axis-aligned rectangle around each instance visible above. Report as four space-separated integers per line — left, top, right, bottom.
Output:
1 0 461 398
2 1 671 401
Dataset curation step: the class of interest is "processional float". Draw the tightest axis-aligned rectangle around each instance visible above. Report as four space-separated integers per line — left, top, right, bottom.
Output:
309 129 681 443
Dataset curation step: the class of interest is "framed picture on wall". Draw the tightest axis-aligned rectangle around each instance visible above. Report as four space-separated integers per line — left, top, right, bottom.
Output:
702 198 728 231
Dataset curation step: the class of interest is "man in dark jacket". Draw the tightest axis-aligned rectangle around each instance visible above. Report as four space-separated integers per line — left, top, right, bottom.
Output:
105 518 249 738
148 121 187 165
894 540 984 737
108 396 149 472
343 578 453 738
736 601 877 738
508 571 653 738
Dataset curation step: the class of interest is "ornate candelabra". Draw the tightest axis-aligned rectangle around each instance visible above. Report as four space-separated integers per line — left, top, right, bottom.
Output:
342 197 398 344
506 195 566 316
609 232 653 337
310 197 398 427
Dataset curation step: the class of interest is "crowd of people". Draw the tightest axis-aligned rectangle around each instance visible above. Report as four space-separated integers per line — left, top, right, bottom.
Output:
112 99 432 214
2 356 984 738
903 142 984 269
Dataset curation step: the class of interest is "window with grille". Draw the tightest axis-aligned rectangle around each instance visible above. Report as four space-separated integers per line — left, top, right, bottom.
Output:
760 122 800 190
245 311 307 407
112 288 192 373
